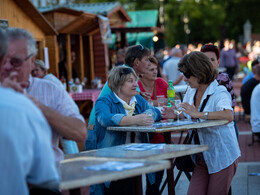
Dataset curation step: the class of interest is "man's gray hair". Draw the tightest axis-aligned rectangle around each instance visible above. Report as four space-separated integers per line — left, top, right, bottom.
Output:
171 47 182 57
6 28 38 56
0 28 8 60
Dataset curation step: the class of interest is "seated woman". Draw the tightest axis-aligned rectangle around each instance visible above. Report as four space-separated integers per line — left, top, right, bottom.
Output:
94 66 162 195
163 51 240 195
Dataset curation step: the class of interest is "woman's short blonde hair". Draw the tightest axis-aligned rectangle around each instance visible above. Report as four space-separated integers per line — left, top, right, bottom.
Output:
108 66 138 93
178 51 218 84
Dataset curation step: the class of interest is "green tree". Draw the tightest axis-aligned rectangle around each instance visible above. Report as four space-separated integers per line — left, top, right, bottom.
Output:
69 0 260 46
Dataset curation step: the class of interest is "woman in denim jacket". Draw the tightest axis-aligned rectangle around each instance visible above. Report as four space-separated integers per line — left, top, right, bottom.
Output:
93 66 161 195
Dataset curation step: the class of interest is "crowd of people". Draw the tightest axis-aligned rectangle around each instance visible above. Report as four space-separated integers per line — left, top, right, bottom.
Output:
1 25 259 195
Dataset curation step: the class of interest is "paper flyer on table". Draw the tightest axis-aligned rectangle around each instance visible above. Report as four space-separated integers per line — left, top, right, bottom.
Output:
83 161 144 171
123 143 166 151
153 120 197 128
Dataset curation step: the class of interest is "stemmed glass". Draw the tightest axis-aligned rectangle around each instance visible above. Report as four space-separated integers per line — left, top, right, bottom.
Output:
144 99 155 120
173 100 182 123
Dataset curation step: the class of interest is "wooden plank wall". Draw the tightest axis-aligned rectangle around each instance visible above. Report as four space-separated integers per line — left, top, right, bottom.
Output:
93 32 109 83
0 0 59 73
44 12 78 31
45 35 59 76
0 0 45 40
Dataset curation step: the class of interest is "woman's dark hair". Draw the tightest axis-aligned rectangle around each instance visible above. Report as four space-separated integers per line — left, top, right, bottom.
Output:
178 51 218 84
125 44 150 67
200 44 220 60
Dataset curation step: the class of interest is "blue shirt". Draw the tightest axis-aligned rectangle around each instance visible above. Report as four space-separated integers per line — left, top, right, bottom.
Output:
0 87 59 195
242 71 254 84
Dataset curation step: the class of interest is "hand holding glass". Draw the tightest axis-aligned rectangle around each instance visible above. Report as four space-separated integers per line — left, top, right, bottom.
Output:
144 101 155 120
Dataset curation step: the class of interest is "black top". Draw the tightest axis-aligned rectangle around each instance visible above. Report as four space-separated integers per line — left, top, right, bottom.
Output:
241 78 260 115
58 60 78 82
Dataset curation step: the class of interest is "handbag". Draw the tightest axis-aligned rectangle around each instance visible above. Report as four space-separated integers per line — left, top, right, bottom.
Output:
175 94 211 172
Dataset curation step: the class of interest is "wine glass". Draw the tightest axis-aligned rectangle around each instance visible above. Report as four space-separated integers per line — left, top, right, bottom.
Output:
144 100 155 120
173 100 182 123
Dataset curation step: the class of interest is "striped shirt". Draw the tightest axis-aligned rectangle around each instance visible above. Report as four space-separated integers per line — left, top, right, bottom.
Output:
0 87 59 195
26 76 84 161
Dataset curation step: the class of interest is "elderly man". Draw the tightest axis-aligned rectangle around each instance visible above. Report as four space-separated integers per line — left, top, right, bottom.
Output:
162 47 185 85
0 29 59 194
0 28 86 161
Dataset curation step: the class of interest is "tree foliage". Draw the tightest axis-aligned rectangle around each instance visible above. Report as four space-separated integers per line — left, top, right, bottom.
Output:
70 0 260 46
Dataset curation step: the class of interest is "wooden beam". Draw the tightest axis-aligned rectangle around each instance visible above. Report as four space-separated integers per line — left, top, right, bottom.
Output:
79 35 84 81
66 34 72 81
89 35 95 81
45 35 59 76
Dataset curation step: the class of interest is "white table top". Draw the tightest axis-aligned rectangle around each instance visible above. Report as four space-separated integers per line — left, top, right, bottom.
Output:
107 119 229 133
59 157 170 190
65 143 208 161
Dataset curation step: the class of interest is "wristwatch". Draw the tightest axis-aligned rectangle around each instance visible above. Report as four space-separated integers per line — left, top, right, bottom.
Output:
204 112 209 120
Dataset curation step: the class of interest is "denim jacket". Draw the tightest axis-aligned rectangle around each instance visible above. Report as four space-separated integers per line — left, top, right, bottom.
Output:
94 91 161 149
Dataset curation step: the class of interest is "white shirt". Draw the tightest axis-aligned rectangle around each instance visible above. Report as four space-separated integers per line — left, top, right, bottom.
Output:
183 80 241 173
162 57 185 85
251 83 260 133
0 87 59 195
26 77 84 161
44 73 64 88
113 92 141 143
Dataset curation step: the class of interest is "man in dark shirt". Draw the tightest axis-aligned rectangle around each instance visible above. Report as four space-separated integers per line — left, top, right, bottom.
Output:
241 59 260 115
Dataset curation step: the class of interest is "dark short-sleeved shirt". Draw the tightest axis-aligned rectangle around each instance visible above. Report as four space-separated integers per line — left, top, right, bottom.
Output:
241 78 260 115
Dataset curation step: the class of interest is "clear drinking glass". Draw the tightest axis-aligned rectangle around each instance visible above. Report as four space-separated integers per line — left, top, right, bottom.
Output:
144 100 155 120
173 100 182 123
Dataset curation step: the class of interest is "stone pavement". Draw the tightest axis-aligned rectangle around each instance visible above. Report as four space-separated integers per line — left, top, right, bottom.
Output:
171 119 260 195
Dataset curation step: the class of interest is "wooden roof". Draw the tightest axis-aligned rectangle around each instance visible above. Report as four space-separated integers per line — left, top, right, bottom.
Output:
58 13 99 35
38 2 131 22
14 0 57 35
41 7 84 16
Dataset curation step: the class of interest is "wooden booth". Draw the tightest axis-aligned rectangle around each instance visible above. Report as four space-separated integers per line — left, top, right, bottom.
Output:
39 2 131 83
40 7 100 84
67 2 132 76
0 0 58 74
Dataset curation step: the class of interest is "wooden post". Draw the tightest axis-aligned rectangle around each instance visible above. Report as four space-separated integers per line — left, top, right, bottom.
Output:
79 34 84 81
66 34 72 81
45 35 59 77
89 35 95 81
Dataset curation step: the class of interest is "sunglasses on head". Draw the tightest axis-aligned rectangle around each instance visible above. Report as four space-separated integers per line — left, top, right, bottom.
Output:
138 44 144 51
133 44 144 61
201 44 217 50
119 68 132 77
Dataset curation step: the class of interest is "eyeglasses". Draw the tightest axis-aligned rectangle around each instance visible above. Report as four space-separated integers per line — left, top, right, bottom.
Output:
183 72 191 79
5 54 34 69
201 44 217 50
119 68 132 77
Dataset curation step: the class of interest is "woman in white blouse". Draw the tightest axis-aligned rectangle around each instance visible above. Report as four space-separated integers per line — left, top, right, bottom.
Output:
164 51 240 195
